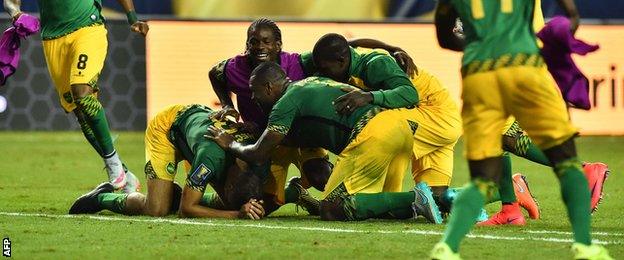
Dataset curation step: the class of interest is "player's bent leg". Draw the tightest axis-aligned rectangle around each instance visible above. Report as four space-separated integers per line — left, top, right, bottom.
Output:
442 157 501 253
543 138 592 246
139 177 174 217
71 84 130 190
69 182 115 214
502 129 551 166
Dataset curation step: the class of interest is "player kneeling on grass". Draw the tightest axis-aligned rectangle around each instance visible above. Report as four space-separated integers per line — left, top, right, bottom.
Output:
208 62 443 223
69 104 265 219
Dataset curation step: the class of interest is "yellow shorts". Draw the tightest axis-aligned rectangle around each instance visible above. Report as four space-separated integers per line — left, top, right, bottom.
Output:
263 146 328 204
42 24 108 112
144 105 187 181
462 66 577 160
408 91 462 187
322 109 414 198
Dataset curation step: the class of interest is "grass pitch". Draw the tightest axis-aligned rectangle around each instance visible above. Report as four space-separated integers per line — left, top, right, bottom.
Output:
0 132 622 259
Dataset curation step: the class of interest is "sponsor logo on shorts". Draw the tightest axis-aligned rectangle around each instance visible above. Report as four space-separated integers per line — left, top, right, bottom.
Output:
2 237 10 257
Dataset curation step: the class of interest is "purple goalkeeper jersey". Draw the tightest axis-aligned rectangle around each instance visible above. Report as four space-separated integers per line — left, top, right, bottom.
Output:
223 52 305 128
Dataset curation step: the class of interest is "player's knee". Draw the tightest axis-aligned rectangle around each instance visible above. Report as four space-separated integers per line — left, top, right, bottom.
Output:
543 137 578 165
145 197 171 217
302 158 333 192
319 199 347 221
70 84 94 99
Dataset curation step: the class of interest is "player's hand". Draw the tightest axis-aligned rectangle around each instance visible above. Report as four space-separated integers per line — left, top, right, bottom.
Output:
333 87 373 115
392 50 417 78
205 126 235 149
131 21 149 37
239 199 265 220
213 106 240 121
232 121 260 135
11 12 23 23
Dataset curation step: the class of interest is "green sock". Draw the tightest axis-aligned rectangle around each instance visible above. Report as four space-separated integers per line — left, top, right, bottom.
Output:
76 114 104 156
284 184 299 204
451 187 500 205
352 192 415 220
77 95 115 157
499 153 517 204
443 180 495 252
97 193 127 214
555 158 592 245
514 134 551 166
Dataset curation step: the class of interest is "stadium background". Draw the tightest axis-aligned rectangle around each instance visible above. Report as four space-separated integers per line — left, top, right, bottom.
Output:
0 0 623 134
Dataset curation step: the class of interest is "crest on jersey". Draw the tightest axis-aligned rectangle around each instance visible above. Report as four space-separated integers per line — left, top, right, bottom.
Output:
188 164 212 187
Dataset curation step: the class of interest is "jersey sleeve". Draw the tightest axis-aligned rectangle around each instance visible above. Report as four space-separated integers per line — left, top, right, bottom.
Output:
365 55 420 108
211 59 229 86
266 92 299 136
299 51 317 77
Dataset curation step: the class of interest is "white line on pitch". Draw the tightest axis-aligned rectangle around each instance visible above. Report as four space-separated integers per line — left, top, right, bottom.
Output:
524 230 624 237
0 212 621 245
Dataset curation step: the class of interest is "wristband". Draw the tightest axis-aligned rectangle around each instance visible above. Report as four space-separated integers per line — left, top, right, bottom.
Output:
126 11 138 25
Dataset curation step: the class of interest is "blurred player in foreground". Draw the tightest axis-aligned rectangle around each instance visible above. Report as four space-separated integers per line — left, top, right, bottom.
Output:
431 0 612 259
3 0 148 192
69 104 265 219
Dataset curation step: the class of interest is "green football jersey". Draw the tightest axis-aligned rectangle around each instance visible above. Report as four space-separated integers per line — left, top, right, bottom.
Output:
446 0 541 73
300 47 418 108
267 77 382 154
169 105 259 191
37 0 104 40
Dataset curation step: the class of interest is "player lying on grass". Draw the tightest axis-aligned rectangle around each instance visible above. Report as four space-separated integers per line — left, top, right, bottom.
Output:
208 18 421 215
208 62 443 223
69 104 266 219
431 0 612 258
3 0 147 193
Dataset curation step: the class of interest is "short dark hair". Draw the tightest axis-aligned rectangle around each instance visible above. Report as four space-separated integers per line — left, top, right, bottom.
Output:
250 61 287 87
223 166 263 209
247 18 282 42
313 33 350 64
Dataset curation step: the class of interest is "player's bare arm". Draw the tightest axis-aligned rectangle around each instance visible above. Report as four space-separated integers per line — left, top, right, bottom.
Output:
178 185 265 219
207 127 285 166
556 0 580 34
208 64 240 121
115 0 149 36
434 2 464 51
3 0 22 19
